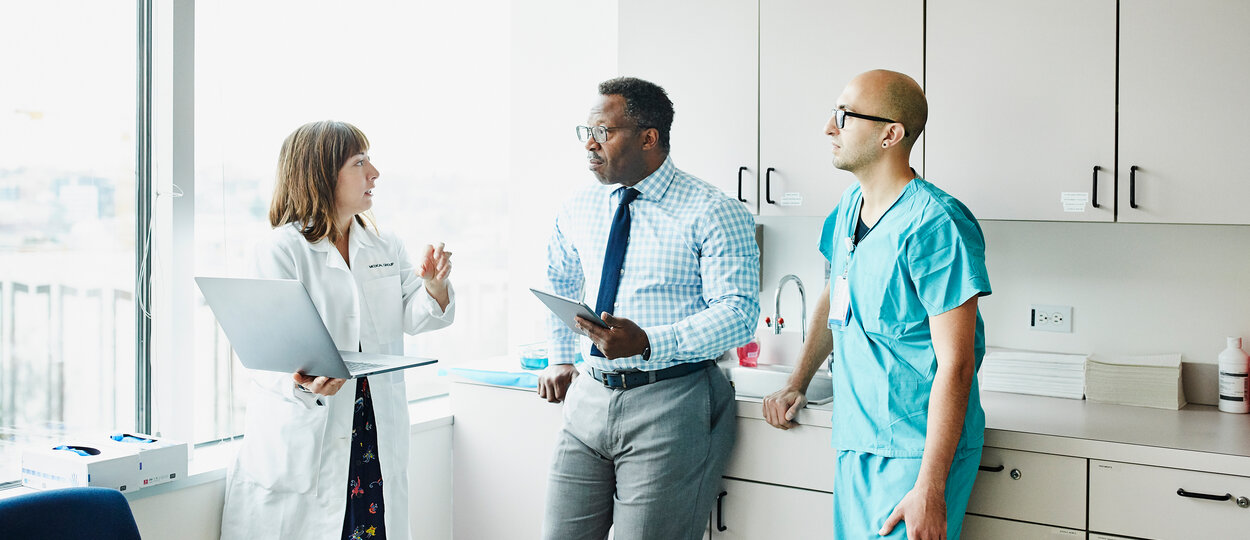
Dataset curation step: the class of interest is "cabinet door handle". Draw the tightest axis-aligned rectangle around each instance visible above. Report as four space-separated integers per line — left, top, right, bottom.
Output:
978 464 1005 472
1176 488 1233 502
716 490 728 531
1091 165 1100 208
737 166 748 203
1129 165 1139 208
765 167 776 204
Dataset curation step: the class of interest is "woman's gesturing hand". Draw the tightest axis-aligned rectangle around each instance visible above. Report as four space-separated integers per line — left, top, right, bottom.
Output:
419 242 452 309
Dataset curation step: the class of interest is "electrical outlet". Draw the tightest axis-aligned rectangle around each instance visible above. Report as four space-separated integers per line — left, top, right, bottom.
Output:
1030 304 1073 333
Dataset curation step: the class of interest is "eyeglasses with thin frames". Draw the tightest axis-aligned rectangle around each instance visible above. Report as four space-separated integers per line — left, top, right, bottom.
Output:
576 125 648 144
831 109 907 137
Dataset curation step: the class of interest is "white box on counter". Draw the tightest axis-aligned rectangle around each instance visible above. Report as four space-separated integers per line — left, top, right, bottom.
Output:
21 442 141 492
97 432 188 488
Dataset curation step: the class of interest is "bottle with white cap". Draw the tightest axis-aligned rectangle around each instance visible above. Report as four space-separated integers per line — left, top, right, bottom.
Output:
1218 337 1250 413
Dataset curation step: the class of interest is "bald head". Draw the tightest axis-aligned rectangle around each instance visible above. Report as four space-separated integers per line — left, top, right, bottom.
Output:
849 70 927 146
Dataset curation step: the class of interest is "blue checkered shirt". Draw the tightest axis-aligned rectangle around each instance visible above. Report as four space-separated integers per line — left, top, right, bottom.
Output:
545 156 760 372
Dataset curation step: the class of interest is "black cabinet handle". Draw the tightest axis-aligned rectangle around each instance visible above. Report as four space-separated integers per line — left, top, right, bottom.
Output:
1177 488 1232 502
978 464 1005 472
1091 165 1100 208
737 166 748 203
715 490 728 531
1129 165 1139 208
765 167 776 204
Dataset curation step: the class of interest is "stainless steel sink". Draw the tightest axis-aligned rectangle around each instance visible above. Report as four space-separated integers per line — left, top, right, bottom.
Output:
724 364 833 405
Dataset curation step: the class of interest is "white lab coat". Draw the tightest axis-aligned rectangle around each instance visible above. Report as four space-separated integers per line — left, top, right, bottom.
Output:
219 220 454 540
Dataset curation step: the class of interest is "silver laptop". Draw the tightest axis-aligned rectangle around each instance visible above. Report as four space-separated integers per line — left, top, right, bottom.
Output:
195 277 437 379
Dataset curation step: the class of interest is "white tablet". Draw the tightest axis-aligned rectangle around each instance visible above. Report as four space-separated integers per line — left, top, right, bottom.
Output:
530 288 609 334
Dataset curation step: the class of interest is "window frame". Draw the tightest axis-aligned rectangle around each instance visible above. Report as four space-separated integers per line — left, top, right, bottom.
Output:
136 0 155 435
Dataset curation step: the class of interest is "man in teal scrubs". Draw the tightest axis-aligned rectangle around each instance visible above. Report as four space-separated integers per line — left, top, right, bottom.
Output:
763 69 991 539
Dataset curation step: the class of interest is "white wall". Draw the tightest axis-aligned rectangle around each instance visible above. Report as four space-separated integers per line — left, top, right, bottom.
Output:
755 216 1250 406
753 216 829 368
978 220 1250 405
506 0 620 351
129 477 226 540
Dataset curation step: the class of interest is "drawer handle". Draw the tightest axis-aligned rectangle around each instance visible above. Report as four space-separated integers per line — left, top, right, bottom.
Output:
716 490 728 531
978 464 1005 473
1176 488 1232 502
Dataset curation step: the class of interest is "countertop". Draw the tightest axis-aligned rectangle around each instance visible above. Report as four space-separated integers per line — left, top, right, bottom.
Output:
737 390 1250 476
450 357 1250 476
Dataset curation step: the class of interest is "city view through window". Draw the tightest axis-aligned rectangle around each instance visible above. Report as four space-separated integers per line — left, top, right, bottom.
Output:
0 2 138 484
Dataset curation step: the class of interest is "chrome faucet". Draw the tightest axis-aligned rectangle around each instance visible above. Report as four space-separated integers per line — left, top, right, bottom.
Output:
767 274 806 342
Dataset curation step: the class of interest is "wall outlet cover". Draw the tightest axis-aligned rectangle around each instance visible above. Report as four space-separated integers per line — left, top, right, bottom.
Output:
1030 304 1073 333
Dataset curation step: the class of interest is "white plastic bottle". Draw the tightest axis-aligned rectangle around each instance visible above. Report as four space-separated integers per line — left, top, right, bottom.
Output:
1218 337 1250 414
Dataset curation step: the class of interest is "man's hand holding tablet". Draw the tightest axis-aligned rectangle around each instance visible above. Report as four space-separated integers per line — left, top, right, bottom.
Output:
530 289 609 335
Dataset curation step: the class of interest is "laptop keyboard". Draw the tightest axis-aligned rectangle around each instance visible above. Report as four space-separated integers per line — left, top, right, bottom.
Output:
344 360 385 373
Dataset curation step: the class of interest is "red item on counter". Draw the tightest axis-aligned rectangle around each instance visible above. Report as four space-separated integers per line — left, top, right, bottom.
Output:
737 340 760 367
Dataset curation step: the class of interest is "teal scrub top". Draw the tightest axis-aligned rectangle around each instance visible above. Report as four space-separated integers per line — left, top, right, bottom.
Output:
819 178 991 458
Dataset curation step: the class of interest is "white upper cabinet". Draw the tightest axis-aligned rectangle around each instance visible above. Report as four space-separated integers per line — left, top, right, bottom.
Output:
758 0 923 217
620 2 1250 224
1119 0 1250 224
619 1 923 217
926 0 1116 222
618 0 760 213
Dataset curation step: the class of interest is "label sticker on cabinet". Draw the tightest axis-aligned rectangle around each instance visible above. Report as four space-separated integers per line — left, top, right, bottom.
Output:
1060 192 1088 212
780 192 803 206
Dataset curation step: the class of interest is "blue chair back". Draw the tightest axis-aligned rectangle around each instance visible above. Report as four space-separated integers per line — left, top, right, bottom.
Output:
0 486 142 539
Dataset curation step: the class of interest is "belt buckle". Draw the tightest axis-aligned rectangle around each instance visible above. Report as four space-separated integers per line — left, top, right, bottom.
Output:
599 369 636 389
599 370 624 389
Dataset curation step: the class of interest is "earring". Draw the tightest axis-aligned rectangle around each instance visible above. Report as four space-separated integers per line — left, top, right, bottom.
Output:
882 142 888 148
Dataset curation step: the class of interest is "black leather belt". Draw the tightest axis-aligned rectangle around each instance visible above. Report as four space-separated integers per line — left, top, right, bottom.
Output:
586 359 715 390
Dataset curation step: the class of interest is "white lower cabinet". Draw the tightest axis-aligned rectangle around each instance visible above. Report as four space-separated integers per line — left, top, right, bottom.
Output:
962 514 1083 539
709 478 832 539
967 447 1087 530
1089 460 1250 540
723 416 836 491
451 383 564 540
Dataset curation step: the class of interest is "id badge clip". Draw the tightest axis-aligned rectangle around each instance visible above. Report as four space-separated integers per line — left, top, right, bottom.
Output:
828 275 851 327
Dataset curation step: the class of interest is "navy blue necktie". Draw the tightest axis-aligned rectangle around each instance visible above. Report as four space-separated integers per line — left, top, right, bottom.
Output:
590 187 639 358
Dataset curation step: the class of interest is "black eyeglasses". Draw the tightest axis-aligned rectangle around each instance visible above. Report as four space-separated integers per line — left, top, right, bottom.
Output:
832 109 907 137
576 125 648 143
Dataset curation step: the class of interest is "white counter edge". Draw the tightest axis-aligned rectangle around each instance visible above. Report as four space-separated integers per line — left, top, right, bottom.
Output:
0 395 455 502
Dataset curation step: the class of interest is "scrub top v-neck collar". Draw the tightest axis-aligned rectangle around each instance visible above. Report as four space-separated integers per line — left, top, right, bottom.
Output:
844 177 917 265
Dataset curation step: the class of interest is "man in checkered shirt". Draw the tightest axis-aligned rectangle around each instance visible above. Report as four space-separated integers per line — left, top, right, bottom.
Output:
536 77 760 540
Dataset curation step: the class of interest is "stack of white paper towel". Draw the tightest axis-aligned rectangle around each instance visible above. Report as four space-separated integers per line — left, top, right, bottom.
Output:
980 351 1088 399
1085 353 1186 410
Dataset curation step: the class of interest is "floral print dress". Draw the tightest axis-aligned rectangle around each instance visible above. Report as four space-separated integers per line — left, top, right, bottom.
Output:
342 377 386 540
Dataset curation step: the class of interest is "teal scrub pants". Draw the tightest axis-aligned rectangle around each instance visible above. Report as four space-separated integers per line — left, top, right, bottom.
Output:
831 448 982 539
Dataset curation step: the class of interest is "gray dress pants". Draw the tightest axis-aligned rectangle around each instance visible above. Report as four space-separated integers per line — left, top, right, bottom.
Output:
541 362 737 540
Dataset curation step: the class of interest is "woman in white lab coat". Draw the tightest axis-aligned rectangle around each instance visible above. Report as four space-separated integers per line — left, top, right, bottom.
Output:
219 120 454 540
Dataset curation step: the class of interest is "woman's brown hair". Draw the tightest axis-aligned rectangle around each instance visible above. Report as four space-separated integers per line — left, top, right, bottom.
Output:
269 120 374 243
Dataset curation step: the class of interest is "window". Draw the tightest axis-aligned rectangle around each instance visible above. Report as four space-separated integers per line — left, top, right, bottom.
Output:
0 0 617 464
186 0 511 442
0 2 139 483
